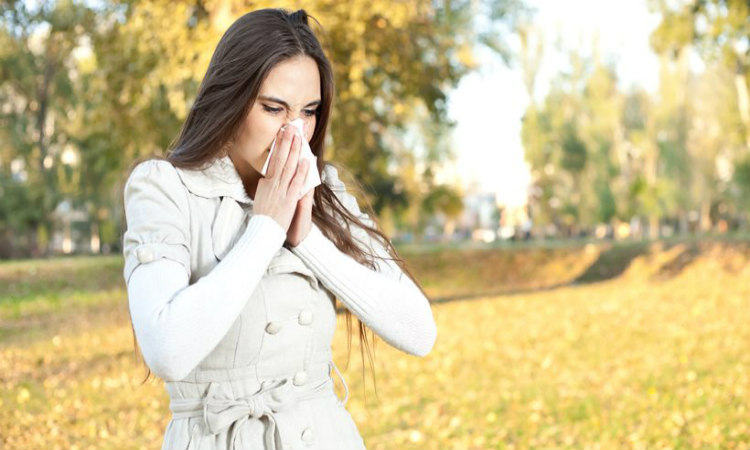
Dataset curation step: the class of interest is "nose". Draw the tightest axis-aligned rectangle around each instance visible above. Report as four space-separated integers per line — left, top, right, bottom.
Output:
287 115 314 140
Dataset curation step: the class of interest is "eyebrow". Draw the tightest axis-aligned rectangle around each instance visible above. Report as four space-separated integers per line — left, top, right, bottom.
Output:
258 95 321 109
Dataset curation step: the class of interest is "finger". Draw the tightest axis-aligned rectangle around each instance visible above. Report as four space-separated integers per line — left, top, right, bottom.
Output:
272 126 294 180
288 157 309 199
300 184 315 201
266 128 285 179
277 128 298 183
300 187 315 206
265 137 278 178
280 132 302 187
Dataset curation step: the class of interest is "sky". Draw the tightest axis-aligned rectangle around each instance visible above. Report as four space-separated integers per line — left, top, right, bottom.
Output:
444 0 664 208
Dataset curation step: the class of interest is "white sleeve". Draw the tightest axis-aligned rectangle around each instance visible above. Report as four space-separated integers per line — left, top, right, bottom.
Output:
290 165 437 357
123 160 286 381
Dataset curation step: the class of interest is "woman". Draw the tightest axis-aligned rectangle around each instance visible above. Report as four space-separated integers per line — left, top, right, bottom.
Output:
122 8 437 450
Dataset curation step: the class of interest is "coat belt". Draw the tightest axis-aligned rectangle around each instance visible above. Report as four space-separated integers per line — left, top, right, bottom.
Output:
170 375 333 450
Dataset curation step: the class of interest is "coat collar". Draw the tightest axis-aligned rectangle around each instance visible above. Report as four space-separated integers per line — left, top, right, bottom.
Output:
174 155 336 206
174 155 254 205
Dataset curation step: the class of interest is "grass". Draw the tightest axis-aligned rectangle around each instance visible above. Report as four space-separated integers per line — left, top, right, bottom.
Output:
1 238 748 449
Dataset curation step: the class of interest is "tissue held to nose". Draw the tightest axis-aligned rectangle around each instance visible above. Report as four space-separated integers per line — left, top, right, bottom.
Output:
260 118 321 198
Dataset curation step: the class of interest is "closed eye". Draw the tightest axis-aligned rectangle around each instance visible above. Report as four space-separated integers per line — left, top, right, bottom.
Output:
262 104 283 114
303 108 319 117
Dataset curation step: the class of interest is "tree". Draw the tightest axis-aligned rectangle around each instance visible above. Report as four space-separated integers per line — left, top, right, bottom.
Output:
91 0 523 214
1 0 524 256
651 0 749 149
651 0 749 231
0 0 95 256
523 46 628 235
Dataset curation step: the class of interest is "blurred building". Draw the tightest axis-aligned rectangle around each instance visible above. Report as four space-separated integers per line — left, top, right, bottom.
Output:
456 192 500 243
50 200 101 255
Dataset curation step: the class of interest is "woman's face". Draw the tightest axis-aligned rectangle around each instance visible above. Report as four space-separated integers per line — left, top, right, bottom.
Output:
230 55 321 179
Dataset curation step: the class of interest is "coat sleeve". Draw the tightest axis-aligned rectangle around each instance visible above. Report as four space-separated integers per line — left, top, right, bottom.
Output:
290 164 437 357
122 159 193 285
122 159 286 381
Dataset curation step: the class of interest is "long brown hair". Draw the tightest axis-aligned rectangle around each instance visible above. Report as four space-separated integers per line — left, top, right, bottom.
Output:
131 8 429 396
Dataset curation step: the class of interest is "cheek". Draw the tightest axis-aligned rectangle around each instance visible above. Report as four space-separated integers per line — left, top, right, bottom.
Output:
245 115 283 153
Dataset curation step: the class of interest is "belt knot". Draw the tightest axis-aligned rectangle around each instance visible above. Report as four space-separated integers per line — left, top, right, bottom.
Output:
202 378 293 450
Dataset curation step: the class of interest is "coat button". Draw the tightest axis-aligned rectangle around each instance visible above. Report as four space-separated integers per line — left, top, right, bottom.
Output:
298 310 313 326
136 247 154 264
301 427 315 445
293 370 308 386
265 321 282 335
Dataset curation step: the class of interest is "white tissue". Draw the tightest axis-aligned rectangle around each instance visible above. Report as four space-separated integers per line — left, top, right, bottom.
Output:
260 118 321 198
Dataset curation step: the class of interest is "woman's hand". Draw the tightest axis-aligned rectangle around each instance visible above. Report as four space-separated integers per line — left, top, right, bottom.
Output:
253 126 310 231
286 187 314 247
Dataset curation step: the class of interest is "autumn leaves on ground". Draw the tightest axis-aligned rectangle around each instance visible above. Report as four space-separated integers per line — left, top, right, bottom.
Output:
1 238 748 450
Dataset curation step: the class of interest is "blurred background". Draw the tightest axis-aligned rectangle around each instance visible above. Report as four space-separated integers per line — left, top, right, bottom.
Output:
1 0 748 449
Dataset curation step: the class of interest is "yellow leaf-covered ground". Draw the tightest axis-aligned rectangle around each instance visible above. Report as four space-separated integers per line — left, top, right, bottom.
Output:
1 239 748 449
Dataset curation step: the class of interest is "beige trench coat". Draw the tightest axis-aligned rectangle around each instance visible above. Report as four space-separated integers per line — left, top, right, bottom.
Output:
122 156 368 450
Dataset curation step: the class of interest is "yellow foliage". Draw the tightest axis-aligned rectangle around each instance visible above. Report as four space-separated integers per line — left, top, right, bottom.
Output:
1 241 748 448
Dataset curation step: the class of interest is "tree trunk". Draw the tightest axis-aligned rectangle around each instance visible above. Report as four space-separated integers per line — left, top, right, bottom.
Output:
0 229 14 259
649 215 660 240
700 199 712 233
678 210 689 235
734 68 750 149
29 223 41 258
443 219 455 241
